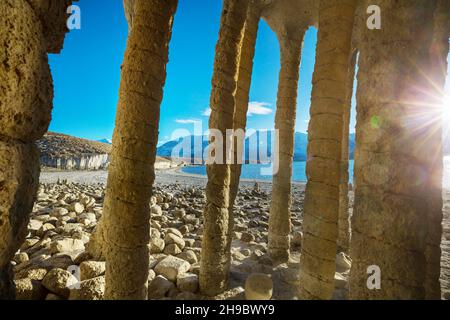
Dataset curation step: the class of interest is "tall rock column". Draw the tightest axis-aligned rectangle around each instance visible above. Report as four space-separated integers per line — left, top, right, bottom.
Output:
267 33 304 263
337 51 357 253
228 5 261 254
299 0 357 300
103 0 178 300
0 0 71 299
200 0 249 296
424 0 449 300
349 0 439 299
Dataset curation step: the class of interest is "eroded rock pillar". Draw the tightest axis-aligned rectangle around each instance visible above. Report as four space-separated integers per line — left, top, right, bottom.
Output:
349 0 439 299
228 5 261 253
0 0 71 299
268 33 304 263
337 51 357 253
200 0 249 296
103 0 178 300
424 0 449 300
299 0 357 300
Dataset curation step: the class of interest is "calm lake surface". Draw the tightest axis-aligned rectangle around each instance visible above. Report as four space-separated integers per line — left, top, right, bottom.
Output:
182 157 450 187
181 160 355 182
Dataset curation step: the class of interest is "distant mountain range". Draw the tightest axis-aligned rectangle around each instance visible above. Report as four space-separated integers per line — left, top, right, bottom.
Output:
97 132 450 163
156 132 356 163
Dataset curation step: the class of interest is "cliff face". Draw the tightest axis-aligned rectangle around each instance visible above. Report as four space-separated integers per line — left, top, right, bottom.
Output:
37 132 111 170
36 132 177 170
40 153 110 170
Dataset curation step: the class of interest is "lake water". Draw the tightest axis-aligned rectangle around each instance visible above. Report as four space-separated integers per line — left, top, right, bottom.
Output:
181 160 355 182
182 157 450 187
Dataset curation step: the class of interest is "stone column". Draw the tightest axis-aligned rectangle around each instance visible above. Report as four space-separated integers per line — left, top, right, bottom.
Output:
0 0 72 299
424 0 449 300
349 0 439 299
267 32 304 264
299 0 357 300
337 50 358 253
200 0 249 296
103 0 178 300
228 5 261 254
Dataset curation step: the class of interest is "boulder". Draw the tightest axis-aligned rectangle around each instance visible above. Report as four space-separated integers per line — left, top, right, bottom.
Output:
164 243 182 255
176 273 199 293
164 233 185 250
245 273 273 300
69 276 105 300
336 252 352 272
177 250 198 264
15 278 47 300
79 261 105 280
155 256 190 282
50 238 85 254
42 268 79 298
148 275 174 299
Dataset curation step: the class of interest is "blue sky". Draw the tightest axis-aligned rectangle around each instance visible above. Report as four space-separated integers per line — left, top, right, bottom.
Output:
48 0 448 145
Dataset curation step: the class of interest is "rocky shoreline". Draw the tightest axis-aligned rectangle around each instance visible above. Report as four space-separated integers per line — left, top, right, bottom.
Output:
10 170 450 300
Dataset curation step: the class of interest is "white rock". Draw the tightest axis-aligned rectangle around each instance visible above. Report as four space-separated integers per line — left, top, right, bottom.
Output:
245 273 273 300
14 252 29 264
29 220 43 232
69 276 105 300
177 250 198 264
42 268 79 298
50 238 85 254
166 228 183 238
164 243 182 255
155 256 190 282
336 252 352 271
70 202 85 214
164 233 185 250
79 261 106 280
51 207 69 217
176 273 199 293
150 237 165 254
148 275 174 299
334 272 347 289
151 205 162 215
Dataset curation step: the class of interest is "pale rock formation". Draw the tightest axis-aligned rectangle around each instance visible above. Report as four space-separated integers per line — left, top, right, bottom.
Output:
299 0 357 299
349 0 445 299
263 0 318 263
200 0 250 296
79 261 106 281
69 276 105 300
0 0 73 299
245 273 273 300
42 268 78 299
155 256 190 282
101 0 178 300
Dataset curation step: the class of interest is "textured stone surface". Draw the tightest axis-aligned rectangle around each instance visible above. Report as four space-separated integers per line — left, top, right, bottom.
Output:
245 273 273 300
42 268 78 298
200 0 250 297
349 0 441 300
0 141 40 299
26 0 74 53
155 256 190 282
69 276 105 300
0 0 52 142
